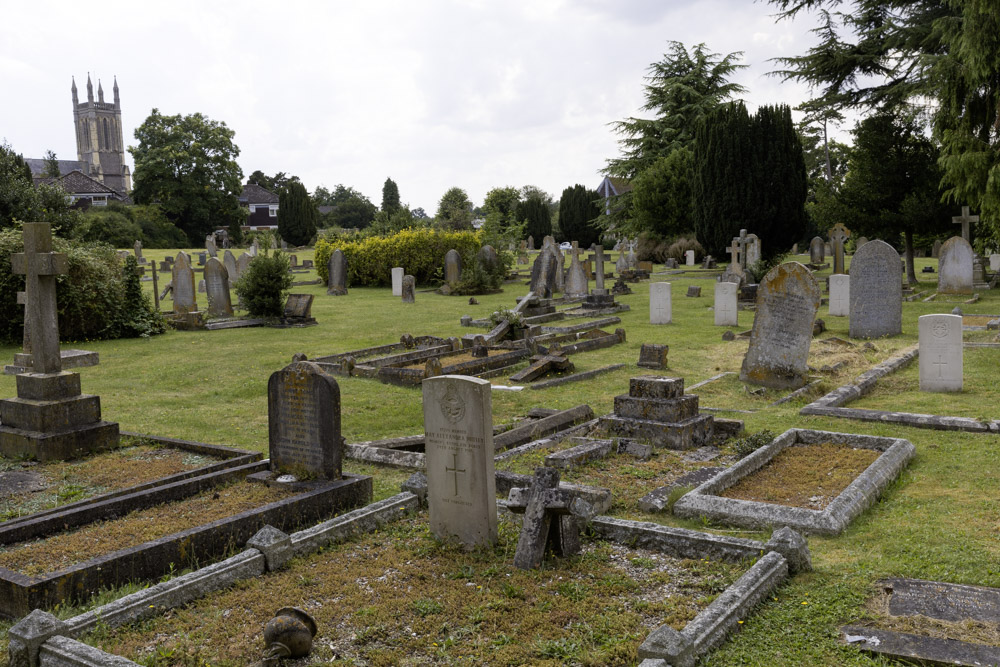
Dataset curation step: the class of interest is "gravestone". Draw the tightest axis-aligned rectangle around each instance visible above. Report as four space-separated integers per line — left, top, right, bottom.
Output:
849 240 902 338
809 236 825 263
919 314 962 392
198 278 206 293
171 252 198 314
205 235 218 257
931 239 942 258
235 253 251 281
197 252 207 266
133 240 142 263
391 267 404 297
952 205 979 242
401 275 415 303
478 245 498 273
714 282 738 326
937 236 974 294
282 294 315 323
856 237 868 250
327 249 348 296
564 249 588 297
250 238 261 257
824 242 832 256
745 234 761 267
444 249 462 286
684 250 695 266
740 262 821 389
828 274 849 317
223 250 237 281
204 257 234 318
686 286 701 297
510 467 589 569
267 361 342 480
650 282 671 324
527 235 534 250
637 343 668 369
0 223 119 461
829 223 850 274
990 254 1000 272
423 375 497 548
719 261 746 287
529 248 558 298
593 245 606 293
615 252 628 274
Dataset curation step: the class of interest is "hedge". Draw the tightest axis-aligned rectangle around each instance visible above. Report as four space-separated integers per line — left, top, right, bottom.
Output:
315 228 482 287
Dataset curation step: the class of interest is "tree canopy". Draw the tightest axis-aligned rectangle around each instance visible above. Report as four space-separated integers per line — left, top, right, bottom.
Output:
557 185 601 247
516 187 552 241
0 142 77 235
279 181 318 246
247 170 301 196
435 187 474 230
314 184 377 229
381 178 401 215
130 109 244 245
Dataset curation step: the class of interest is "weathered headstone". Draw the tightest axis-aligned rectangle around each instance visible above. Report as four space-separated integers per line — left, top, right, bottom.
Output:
650 282 671 324
849 240 902 338
615 252 628 274
739 262 821 389
327 249 348 296
931 239 942 258
223 250 237 281
829 223 850 274
267 361 342 480
919 314 962 392
952 205 979 242
714 282 738 326
593 245 606 292
133 240 143 263
828 274 850 317
745 234 761 267
564 250 588 297
205 235 218 257
637 343 668 369
444 249 462 286
856 237 869 251
719 261 746 287
527 235 534 250
937 236 974 294
684 249 695 266
235 253 251 281
686 286 701 297
478 245 498 274
401 275 415 303
197 278 206 293
989 254 1000 272
197 252 207 266
423 375 497 548
171 252 198 314
204 257 234 318
530 248 558 298
282 294 315 322
809 236 825 263
391 267 404 297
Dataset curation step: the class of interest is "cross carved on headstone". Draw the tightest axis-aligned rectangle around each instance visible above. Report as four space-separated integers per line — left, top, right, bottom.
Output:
952 206 979 242
509 467 594 570
445 452 466 497
11 223 68 374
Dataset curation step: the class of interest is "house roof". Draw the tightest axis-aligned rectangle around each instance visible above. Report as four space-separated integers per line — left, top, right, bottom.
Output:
52 170 120 195
240 183 279 205
597 176 633 197
26 158 87 179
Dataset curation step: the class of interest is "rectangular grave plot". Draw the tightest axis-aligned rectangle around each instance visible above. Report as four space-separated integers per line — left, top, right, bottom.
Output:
0 472 371 619
312 337 450 365
0 434 260 535
672 428 914 535
377 349 529 387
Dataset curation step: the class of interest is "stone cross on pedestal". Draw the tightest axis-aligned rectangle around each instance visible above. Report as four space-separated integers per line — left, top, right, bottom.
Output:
952 206 979 242
829 223 850 274
11 223 68 374
509 467 594 570
730 229 749 268
726 242 740 267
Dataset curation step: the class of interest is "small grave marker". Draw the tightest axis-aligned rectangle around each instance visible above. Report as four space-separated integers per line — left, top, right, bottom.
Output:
714 282 738 326
918 314 962 392
401 275 415 303
650 282 671 324
637 343 668 369
509 467 591 569
391 267 404 297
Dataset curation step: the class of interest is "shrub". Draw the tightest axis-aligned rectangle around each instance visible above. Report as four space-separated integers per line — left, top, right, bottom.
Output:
730 429 775 459
234 250 292 318
665 237 705 262
73 210 142 248
0 228 165 343
118 255 165 337
315 228 481 287
746 253 789 284
453 251 508 295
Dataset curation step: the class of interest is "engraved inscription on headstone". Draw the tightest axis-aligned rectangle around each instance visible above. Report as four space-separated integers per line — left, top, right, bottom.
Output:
849 240 902 338
267 361 342 480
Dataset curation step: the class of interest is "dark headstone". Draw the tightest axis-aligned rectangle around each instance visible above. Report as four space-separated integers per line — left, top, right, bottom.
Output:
637 343 668 369
267 361 342 480
401 275 415 303
327 250 348 296
685 286 701 298
849 239 902 338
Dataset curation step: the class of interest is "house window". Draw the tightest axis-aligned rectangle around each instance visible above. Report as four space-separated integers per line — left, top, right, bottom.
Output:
269 206 278 217
249 205 256 213
92 195 108 207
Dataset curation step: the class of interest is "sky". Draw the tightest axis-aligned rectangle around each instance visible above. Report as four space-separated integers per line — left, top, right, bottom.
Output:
0 0 831 213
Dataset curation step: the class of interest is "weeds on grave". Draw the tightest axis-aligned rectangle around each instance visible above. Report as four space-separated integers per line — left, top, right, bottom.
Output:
730 429 776 459
489 306 524 329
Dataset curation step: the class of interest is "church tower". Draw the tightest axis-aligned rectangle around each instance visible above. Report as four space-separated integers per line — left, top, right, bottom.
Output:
72 74 131 193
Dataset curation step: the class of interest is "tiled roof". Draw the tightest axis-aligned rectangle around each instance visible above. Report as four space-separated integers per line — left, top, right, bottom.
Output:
240 183 279 204
25 158 87 178
55 170 119 195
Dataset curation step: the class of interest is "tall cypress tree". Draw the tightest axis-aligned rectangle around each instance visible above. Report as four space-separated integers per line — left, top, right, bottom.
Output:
558 185 602 246
278 181 318 246
381 178 401 215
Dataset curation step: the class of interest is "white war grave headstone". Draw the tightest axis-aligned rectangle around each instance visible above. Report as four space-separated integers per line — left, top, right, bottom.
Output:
739 262 821 389
918 314 962 392
391 267 404 297
650 282 672 324
685 250 695 266
714 281 738 326
828 274 850 317
849 240 902 338
423 375 497 548
937 236 974 295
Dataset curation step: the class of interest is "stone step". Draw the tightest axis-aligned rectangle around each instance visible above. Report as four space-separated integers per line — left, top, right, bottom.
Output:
0 394 102 432
629 376 684 400
599 413 714 451
614 394 699 423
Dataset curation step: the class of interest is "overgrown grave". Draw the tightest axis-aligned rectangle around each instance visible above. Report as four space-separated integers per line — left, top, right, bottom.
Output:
842 578 1000 665
0 361 370 620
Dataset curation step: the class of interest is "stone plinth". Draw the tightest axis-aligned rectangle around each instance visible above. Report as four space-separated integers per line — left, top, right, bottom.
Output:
600 376 716 450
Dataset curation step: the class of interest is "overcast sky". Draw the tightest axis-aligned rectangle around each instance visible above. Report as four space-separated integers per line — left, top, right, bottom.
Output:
1 0 829 212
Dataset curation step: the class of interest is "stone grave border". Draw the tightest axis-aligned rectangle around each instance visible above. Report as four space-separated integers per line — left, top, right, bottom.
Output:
0 449 372 619
799 344 1000 433
7 494 418 667
375 348 530 386
672 428 914 536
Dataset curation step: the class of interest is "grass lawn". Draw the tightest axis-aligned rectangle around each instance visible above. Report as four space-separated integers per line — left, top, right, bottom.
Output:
1 249 998 665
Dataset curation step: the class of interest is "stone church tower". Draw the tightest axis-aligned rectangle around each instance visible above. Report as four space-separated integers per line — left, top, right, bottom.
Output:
71 74 131 193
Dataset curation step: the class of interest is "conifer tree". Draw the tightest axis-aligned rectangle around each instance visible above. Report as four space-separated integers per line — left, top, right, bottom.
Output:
381 178 401 215
558 185 602 247
278 181 318 246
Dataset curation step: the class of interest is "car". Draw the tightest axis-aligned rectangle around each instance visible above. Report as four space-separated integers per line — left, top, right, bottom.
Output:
559 242 572 250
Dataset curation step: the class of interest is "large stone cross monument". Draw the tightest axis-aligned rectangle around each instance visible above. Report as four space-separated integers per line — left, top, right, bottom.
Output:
0 223 119 461
952 206 979 242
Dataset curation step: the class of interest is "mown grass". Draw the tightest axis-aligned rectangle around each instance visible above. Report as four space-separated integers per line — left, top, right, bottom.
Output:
0 250 998 665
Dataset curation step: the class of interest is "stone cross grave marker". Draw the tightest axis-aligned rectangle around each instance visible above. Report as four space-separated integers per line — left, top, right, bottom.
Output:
150 255 160 311
740 262 821 389
204 257 233 317
401 275 415 303
593 245 606 292
714 281 738 326
828 274 850 317
849 240 902 338
937 236 974 294
919 314 962 392
423 375 497 548
730 229 749 268
11 223 68 374
171 252 197 314
650 282 672 324
267 361 342 480
829 223 850 274
952 206 979 242
391 267 404 297
509 467 592 570
327 249 348 296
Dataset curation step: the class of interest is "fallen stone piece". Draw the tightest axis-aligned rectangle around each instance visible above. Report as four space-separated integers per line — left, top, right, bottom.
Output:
510 467 590 569
638 467 726 513
841 625 1000 667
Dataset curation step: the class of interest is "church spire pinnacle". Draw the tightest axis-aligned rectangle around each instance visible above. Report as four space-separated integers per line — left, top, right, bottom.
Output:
97 79 104 103
86 73 93 102
113 76 119 108
71 76 78 106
